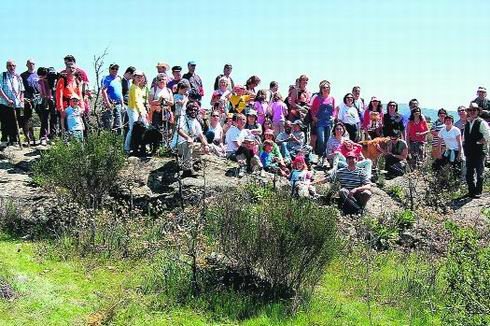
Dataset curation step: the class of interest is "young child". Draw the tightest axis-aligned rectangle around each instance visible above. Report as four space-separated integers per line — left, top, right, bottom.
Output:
173 80 190 119
253 89 268 125
270 92 288 135
64 95 85 141
289 155 318 198
260 140 289 177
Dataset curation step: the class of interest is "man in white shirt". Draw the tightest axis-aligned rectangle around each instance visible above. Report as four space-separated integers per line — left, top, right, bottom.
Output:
171 101 209 177
225 113 250 157
0 60 24 146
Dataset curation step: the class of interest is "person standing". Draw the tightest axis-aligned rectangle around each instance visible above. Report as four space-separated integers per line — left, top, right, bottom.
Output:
124 70 148 153
463 103 490 198
55 63 84 132
20 59 37 144
101 63 124 134
183 61 204 102
0 60 25 146
213 64 234 91
151 62 170 88
167 65 183 93
474 87 490 112
36 67 56 145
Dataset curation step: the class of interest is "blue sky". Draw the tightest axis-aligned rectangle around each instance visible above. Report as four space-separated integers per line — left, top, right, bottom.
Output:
1 0 489 110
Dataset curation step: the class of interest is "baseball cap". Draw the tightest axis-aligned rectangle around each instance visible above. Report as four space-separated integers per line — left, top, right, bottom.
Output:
188 61 197 66
477 86 487 92
133 70 144 76
345 151 357 158
172 65 182 72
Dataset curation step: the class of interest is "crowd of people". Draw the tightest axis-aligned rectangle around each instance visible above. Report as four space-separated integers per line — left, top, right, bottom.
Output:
1 56 489 214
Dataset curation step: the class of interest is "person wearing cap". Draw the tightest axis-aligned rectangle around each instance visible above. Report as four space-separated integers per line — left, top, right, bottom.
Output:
182 61 204 102
334 151 372 215
289 155 318 198
213 64 234 91
167 66 182 94
463 102 490 198
235 134 261 176
101 63 124 134
148 73 174 131
124 70 148 152
0 60 25 146
330 139 373 180
377 129 408 179
474 87 489 112
55 62 84 133
244 109 262 136
64 95 84 141
261 129 286 164
171 101 209 178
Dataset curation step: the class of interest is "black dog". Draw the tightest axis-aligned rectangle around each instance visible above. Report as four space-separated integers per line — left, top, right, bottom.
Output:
130 122 163 156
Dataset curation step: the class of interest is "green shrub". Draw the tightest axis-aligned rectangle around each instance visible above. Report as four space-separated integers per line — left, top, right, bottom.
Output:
442 223 490 325
32 132 126 208
0 199 26 237
207 187 338 303
362 210 417 250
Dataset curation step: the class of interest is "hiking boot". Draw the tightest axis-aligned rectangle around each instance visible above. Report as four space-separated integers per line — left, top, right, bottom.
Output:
182 169 199 178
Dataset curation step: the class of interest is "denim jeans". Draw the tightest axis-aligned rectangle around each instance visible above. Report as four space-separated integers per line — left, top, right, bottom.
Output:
102 103 124 134
316 125 331 156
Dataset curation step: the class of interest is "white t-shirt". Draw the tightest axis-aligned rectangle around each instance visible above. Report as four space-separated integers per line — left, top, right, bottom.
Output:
208 123 223 142
338 103 360 125
438 126 461 150
225 126 248 153
171 116 202 148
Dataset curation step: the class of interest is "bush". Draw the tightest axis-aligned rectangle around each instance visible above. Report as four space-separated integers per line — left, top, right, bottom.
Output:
362 210 417 250
32 132 126 208
0 199 25 237
442 223 490 325
207 186 338 303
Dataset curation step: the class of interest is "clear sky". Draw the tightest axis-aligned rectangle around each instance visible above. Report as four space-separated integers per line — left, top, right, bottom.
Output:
2 0 489 110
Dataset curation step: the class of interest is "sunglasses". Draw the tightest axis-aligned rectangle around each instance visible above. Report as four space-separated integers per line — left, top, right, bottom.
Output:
212 114 219 117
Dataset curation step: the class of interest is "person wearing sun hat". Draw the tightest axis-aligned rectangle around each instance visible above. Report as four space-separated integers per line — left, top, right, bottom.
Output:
151 62 170 88
473 86 489 112
463 102 490 198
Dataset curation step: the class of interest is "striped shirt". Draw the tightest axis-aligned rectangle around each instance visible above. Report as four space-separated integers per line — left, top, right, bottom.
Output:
431 120 445 147
335 166 369 190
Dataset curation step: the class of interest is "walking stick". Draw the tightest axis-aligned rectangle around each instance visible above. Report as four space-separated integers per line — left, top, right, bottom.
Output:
12 106 23 149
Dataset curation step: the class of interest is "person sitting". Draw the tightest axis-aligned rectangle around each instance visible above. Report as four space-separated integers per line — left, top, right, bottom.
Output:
224 113 251 159
205 110 226 157
260 139 289 177
335 151 372 215
235 135 262 177
378 129 408 179
330 139 373 180
289 155 318 198
261 129 287 164
276 120 308 162
325 122 349 166
170 101 210 178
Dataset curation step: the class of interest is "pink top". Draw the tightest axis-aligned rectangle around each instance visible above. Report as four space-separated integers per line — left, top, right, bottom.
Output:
335 142 363 159
254 101 267 125
271 100 288 123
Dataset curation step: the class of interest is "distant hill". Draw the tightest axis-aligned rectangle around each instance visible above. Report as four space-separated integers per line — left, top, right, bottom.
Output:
397 104 456 123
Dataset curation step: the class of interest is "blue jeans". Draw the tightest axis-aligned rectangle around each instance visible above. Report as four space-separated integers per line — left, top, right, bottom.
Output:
316 125 331 156
102 103 124 134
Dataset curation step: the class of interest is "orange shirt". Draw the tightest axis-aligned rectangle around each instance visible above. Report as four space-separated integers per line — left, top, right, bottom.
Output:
55 75 84 112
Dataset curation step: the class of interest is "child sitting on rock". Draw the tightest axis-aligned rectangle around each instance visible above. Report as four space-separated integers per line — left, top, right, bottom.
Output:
289 155 318 198
260 140 289 177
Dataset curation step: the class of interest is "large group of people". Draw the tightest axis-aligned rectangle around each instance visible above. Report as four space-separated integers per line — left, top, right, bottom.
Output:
1 56 489 214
